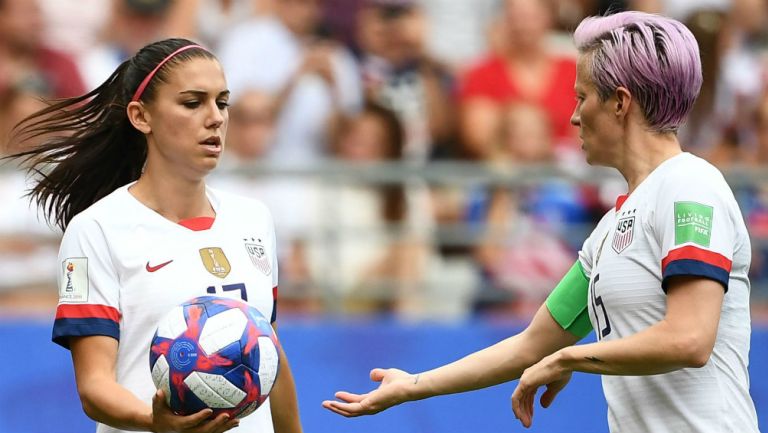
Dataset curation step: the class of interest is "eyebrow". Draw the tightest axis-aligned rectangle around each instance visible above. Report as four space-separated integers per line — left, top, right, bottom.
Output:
179 90 231 97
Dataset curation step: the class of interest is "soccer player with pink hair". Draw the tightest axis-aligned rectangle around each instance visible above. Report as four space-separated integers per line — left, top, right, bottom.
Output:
323 11 760 433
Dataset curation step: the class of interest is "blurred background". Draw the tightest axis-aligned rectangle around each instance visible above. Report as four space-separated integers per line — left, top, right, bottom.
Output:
0 0 767 432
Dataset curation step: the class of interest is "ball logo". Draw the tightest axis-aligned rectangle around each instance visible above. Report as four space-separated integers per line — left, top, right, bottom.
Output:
170 340 198 371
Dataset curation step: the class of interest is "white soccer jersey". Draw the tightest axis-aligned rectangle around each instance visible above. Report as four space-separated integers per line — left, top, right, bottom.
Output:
52 184 279 433
578 153 758 433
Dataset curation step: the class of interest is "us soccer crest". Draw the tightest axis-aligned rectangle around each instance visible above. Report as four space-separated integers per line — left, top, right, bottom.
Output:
199 247 231 278
244 238 271 276
612 216 635 254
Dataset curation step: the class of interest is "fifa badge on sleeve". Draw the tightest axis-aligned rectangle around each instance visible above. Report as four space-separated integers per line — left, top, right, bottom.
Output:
60 257 88 302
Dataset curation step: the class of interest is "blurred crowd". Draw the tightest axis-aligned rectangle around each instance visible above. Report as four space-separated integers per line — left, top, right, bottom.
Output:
2 0 768 321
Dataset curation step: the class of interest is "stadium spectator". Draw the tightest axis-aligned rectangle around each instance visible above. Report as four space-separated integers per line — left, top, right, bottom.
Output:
676 9 729 155
0 84 59 306
78 0 173 91
0 0 85 99
218 0 363 166
303 102 436 318
355 0 457 162
712 88 768 300
472 104 582 318
417 0 499 73
165 0 272 49
458 0 577 160
37 0 110 60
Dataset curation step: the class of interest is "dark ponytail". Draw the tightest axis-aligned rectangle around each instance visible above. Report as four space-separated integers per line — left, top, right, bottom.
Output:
8 38 214 231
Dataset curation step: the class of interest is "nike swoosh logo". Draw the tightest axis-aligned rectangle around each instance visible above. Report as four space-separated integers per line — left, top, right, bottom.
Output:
146 260 173 272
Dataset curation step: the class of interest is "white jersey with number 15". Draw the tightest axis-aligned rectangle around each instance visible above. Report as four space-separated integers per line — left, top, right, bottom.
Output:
578 152 758 433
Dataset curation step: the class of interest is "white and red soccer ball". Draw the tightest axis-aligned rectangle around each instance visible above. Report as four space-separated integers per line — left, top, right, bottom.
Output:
149 296 280 419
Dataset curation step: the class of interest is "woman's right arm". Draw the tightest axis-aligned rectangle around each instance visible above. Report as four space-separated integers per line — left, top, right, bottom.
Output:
69 336 237 432
322 303 581 416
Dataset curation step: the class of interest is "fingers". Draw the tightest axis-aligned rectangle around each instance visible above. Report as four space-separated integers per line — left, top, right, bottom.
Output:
204 413 239 433
370 368 386 382
152 389 167 410
220 418 241 433
179 408 215 429
540 388 556 409
540 380 567 408
151 389 236 433
322 391 378 417
511 383 534 428
322 400 364 417
333 391 367 403
323 369 396 418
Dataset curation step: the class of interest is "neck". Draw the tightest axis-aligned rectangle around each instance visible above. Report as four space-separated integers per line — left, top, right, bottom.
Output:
616 125 682 194
504 43 546 63
130 170 214 222
0 43 31 62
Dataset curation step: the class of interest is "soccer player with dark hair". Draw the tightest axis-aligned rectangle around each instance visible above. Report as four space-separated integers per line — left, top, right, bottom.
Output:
11 39 303 433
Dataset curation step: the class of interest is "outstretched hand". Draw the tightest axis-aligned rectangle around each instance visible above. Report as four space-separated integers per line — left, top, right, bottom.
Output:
322 368 418 417
511 354 572 428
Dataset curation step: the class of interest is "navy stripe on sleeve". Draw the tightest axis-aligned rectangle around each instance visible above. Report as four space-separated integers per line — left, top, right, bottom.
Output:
52 318 120 349
661 259 729 293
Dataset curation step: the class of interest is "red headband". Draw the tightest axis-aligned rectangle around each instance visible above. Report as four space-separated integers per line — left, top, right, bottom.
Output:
131 44 205 102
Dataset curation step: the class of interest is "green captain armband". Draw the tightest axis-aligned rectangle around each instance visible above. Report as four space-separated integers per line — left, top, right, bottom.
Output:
545 261 593 339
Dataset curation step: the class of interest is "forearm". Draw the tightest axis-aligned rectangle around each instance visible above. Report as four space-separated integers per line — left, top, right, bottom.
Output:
77 376 153 431
417 335 539 398
416 305 578 399
557 319 711 376
270 346 303 433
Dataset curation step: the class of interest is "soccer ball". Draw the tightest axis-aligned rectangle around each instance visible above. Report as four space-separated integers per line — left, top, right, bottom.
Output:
149 296 280 419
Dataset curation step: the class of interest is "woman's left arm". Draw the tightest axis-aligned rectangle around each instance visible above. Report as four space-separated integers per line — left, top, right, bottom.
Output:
270 325 303 433
512 275 724 426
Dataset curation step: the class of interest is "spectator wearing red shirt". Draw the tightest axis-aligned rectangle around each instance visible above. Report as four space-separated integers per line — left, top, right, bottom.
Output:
0 0 85 99
458 0 576 160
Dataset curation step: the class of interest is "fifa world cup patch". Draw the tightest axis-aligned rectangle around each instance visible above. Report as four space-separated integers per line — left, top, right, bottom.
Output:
60 257 88 302
674 201 713 247
199 247 231 278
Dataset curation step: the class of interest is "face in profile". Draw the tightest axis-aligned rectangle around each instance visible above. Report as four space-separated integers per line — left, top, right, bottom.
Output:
570 55 621 167
138 57 230 178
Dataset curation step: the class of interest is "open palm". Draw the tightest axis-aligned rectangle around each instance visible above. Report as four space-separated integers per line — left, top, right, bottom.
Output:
322 368 416 417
